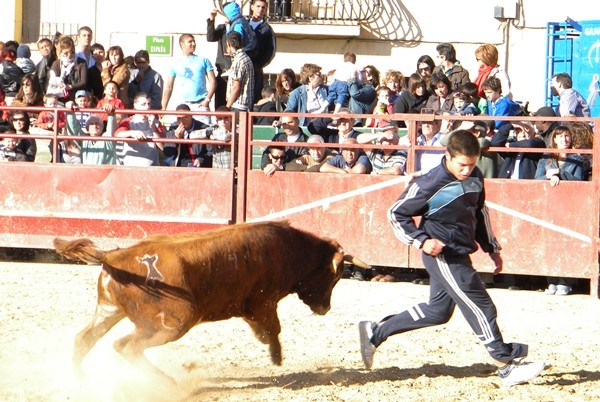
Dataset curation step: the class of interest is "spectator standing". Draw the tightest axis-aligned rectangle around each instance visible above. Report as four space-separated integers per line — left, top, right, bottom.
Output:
162 34 216 125
433 43 470 91
285 63 328 126
225 31 255 113
473 44 512 100
75 26 96 69
248 0 277 104
101 46 130 107
364 86 393 128
15 45 35 74
207 8 232 108
551 73 590 118
128 50 164 110
359 131 545 387
115 92 164 166
96 81 125 122
48 36 87 102
87 43 105 101
35 38 57 93
0 42 25 102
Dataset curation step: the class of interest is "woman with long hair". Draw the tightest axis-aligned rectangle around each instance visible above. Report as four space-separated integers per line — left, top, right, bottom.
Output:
274 68 298 112
101 45 130 106
11 73 44 110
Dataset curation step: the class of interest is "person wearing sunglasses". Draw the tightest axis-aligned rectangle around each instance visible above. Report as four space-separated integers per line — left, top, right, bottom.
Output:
1 112 36 162
261 115 308 177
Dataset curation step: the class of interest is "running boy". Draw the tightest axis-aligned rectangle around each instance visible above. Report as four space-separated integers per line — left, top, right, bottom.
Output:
358 130 545 387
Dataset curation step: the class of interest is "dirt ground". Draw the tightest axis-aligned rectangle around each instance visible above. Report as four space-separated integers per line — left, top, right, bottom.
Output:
1 261 599 402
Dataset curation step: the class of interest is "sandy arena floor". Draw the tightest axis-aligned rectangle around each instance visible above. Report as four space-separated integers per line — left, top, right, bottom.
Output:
1 261 599 401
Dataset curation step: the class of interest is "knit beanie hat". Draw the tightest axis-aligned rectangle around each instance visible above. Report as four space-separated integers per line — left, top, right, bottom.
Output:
17 44 31 59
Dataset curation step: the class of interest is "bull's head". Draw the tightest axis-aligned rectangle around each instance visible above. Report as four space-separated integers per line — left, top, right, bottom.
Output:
297 241 369 315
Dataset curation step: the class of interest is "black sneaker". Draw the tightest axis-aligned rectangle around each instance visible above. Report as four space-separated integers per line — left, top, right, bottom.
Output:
352 270 365 281
358 321 377 369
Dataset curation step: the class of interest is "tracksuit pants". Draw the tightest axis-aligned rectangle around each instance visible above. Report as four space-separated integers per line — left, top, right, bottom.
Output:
370 253 527 363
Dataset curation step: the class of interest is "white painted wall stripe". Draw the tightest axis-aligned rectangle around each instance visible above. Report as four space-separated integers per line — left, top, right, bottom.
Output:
249 176 412 222
486 201 592 244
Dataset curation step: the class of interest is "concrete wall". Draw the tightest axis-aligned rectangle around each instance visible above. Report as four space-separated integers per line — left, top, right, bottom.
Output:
8 0 596 110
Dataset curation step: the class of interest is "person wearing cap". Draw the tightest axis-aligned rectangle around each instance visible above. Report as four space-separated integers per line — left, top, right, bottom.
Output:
532 106 560 147
64 100 116 165
357 125 407 175
73 89 92 128
15 44 35 74
490 121 546 179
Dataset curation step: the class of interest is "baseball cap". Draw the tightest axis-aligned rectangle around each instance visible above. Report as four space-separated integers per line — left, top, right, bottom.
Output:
532 106 556 117
75 90 90 99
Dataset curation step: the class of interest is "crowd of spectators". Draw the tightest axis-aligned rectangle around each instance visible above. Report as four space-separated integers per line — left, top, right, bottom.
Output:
0 2 596 292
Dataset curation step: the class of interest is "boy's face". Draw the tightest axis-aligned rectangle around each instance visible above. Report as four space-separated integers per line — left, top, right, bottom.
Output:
445 152 478 181
104 84 118 98
75 96 90 108
92 48 105 64
453 98 465 110
44 97 58 108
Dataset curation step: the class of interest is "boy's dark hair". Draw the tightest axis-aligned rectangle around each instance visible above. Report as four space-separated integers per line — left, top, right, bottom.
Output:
261 85 276 99
459 82 479 103
553 72 572 89
90 43 105 52
436 43 457 63
447 130 480 158
482 77 502 93
226 31 243 51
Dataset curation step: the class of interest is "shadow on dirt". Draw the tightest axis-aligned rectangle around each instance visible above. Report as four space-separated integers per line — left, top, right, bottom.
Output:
188 364 600 395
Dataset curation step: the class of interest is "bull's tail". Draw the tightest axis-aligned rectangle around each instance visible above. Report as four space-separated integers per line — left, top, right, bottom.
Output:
53 238 108 264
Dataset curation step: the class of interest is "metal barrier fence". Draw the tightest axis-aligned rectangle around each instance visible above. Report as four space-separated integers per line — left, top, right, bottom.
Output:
0 105 599 296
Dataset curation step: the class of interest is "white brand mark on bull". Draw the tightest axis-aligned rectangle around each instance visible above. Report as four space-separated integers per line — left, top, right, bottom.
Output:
136 254 165 284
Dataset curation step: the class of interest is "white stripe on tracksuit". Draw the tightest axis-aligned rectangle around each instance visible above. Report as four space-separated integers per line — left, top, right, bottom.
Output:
436 255 495 344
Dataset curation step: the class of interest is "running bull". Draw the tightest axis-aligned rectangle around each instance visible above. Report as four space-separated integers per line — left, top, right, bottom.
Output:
54 221 368 380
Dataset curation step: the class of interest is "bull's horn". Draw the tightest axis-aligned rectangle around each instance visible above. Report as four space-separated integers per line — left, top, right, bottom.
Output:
343 254 370 268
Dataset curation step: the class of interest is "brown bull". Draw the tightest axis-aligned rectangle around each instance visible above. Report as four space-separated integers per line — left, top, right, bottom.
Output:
54 221 368 380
